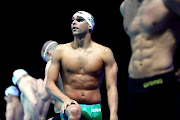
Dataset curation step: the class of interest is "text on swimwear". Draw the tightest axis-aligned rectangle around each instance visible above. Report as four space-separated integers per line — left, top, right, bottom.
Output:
143 78 163 88
91 108 101 112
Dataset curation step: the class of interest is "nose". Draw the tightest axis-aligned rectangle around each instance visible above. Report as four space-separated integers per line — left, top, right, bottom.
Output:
72 20 77 25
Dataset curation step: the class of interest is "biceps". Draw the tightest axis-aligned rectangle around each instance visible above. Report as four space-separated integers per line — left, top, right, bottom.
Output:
47 63 60 83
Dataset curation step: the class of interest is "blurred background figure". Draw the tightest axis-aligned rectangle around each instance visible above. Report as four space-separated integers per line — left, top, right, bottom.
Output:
37 40 64 120
4 85 24 120
120 0 180 119
12 69 51 120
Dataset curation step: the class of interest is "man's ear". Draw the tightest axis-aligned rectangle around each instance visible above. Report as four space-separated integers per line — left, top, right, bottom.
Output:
88 25 92 30
47 51 52 56
88 25 92 33
4 96 8 102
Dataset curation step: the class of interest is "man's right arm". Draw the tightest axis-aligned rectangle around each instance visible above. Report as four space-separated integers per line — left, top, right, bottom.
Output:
46 46 69 103
46 46 79 113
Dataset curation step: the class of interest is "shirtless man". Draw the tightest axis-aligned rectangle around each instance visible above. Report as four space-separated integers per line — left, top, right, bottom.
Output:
37 40 64 120
4 86 24 120
120 0 180 119
46 11 118 120
12 69 51 120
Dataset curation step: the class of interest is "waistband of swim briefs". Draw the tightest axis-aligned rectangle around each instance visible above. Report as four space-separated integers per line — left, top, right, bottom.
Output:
128 71 177 85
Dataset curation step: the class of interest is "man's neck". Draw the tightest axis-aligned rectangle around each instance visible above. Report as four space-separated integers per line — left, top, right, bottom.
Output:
73 33 92 49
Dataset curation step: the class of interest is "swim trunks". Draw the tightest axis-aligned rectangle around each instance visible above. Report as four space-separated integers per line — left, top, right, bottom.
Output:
126 71 180 120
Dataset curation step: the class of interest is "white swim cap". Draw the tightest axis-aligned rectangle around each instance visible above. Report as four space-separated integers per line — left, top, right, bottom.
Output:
73 11 95 30
5 85 19 97
12 69 28 85
43 41 58 62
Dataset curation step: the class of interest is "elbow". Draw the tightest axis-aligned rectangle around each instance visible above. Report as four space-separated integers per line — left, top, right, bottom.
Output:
45 78 56 97
106 84 117 92
30 100 38 110
45 83 50 94
38 90 51 102
106 84 111 91
41 95 51 102
32 100 38 107
45 82 53 97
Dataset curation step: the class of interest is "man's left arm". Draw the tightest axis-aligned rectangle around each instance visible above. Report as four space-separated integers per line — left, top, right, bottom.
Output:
163 0 180 15
103 47 118 120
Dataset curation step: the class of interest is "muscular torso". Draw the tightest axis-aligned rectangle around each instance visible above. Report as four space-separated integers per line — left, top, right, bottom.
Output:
121 0 180 78
60 42 105 104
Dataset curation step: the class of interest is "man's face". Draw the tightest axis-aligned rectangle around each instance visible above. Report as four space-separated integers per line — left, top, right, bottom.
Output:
71 15 90 36
4 95 10 102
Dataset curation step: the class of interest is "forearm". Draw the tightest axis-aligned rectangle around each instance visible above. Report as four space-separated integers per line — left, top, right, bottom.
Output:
39 98 51 120
107 86 118 117
29 101 39 120
46 80 68 102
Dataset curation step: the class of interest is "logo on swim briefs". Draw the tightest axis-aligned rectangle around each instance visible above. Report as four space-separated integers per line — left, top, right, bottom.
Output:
143 78 163 88
91 108 101 112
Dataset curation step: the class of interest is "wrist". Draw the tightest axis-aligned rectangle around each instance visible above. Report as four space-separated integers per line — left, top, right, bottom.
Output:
110 114 118 120
61 95 70 103
110 113 118 118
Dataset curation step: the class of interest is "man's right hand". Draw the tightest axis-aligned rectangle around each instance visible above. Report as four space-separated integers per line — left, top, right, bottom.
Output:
61 98 78 114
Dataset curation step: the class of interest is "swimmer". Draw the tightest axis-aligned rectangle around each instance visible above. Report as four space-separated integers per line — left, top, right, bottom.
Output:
46 11 118 120
12 69 51 120
37 40 64 120
120 0 180 119
4 85 24 120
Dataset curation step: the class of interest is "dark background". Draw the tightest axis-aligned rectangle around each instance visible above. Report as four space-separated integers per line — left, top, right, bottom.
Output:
1 0 179 119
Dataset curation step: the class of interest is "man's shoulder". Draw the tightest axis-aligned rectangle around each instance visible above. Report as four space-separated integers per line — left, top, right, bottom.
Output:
92 42 112 54
18 75 36 87
55 43 71 51
92 41 108 49
52 43 72 60
94 41 111 48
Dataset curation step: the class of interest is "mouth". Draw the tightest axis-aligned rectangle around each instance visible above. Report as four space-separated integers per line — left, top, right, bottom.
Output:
73 26 78 31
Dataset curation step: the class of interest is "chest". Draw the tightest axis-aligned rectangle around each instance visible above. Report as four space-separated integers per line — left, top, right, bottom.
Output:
123 0 172 36
61 49 104 74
